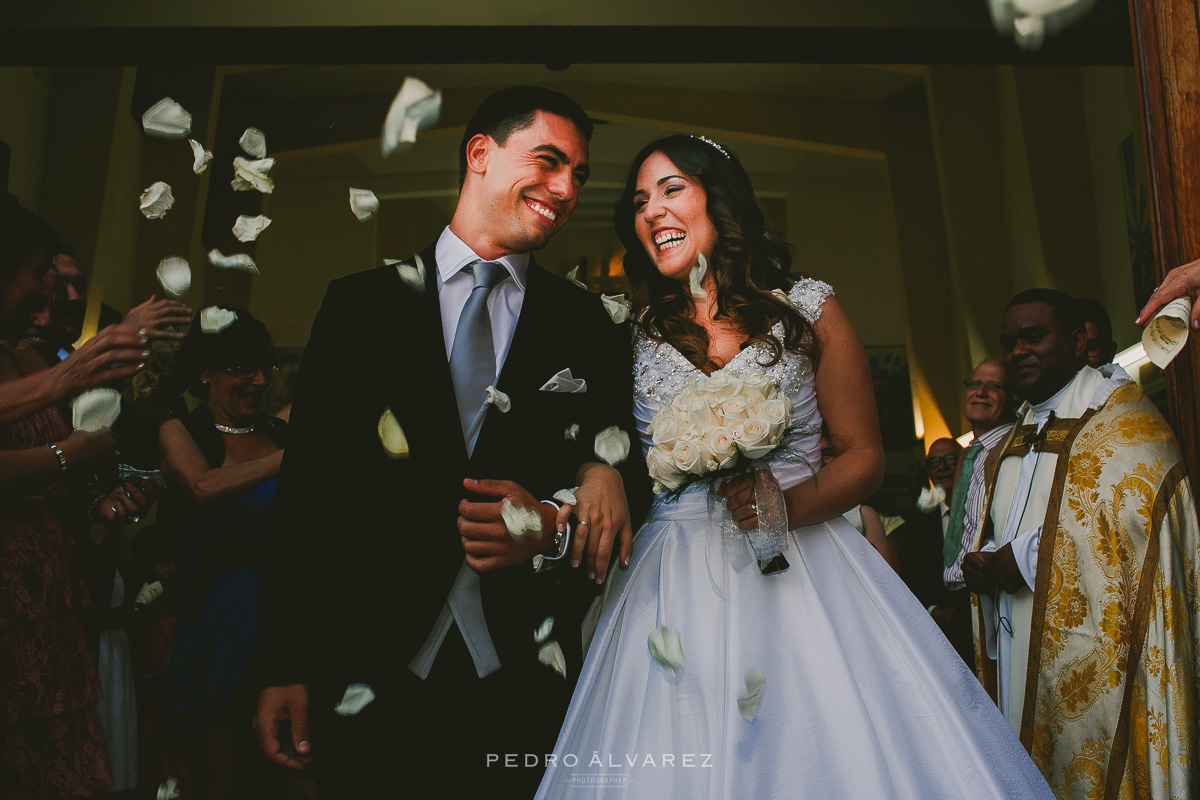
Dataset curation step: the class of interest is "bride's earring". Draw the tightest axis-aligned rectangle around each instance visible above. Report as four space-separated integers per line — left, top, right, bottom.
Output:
689 253 708 299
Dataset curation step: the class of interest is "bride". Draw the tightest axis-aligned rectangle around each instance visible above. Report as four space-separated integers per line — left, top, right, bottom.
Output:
536 134 1053 799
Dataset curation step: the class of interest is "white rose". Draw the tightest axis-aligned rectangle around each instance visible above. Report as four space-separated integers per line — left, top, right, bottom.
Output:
646 446 685 492
693 436 719 473
671 439 704 475
686 395 718 429
649 413 682 448
757 397 789 427
706 426 739 469
720 395 750 422
738 418 775 460
699 371 740 400
672 400 693 426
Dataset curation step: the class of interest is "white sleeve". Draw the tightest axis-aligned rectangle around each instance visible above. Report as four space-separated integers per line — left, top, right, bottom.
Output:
1009 525 1042 589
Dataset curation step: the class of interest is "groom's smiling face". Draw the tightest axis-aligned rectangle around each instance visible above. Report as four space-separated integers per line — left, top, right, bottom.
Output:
464 111 590 257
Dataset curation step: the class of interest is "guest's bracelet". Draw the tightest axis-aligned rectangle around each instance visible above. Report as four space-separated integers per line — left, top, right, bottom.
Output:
46 443 68 473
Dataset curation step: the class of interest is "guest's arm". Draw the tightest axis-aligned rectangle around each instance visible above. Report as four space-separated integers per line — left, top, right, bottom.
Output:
158 418 282 505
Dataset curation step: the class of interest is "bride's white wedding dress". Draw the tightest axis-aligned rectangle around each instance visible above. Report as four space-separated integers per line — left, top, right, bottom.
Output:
535 280 1053 799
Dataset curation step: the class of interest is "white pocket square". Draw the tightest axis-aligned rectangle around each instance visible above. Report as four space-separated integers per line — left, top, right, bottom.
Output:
539 368 587 394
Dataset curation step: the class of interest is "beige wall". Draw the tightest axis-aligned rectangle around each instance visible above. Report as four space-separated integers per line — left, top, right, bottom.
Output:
0 67 50 211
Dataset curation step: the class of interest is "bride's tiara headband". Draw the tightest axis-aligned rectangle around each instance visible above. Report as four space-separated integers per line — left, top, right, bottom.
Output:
689 134 731 160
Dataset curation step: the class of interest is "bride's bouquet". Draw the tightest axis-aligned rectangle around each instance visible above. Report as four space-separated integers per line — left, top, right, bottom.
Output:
646 370 799 574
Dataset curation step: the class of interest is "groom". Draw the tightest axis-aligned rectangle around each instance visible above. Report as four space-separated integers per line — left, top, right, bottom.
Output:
253 86 648 796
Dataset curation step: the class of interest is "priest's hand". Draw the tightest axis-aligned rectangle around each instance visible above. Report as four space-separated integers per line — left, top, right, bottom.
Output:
962 551 996 594
988 542 1030 594
459 478 557 572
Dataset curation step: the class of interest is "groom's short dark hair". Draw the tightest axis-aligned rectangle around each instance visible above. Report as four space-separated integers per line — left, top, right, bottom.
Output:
458 86 593 185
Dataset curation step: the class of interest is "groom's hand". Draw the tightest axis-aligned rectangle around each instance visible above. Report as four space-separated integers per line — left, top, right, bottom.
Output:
459 478 557 572
253 684 312 771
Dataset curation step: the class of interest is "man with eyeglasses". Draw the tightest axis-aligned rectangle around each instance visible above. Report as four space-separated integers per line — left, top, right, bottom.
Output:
963 288 1199 797
928 359 1013 666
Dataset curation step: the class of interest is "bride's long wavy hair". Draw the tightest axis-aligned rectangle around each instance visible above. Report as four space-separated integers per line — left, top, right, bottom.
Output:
615 135 819 372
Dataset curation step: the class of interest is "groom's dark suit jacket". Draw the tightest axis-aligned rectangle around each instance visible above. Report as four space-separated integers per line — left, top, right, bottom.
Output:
256 243 649 766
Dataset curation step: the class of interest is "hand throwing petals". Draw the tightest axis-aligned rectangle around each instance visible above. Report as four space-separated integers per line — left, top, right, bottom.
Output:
537 640 567 678
501 499 543 540
349 188 380 221
381 76 442 156
200 306 238 334
484 385 511 413
333 683 376 716
594 425 631 467
601 293 632 324
689 253 708 299
534 615 556 644
231 156 275 193
564 423 580 441
553 488 578 506
232 214 272 242
139 181 175 219
188 139 212 174
156 256 191 299
142 97 192 139
72 387 122 432
737 669 765 721
565 265 588 290
207 249 259 273
377 408 410 459
239 127 267 158
647 625 684 676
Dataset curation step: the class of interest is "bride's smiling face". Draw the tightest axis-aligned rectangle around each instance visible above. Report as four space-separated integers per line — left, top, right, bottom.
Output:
632 151 718 286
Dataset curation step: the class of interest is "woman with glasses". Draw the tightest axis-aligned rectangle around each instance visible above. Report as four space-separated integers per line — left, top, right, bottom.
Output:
158 307 288 797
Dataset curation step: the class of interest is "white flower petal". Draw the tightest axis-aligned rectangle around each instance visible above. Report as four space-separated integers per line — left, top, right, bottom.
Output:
188 139 212 174
71 387 122 432
349 187 380 221
484 385 511 413
156 256 191 299
232 214 272 242
388 255 427 292
737 669 765 721
534 615 555 644
538 640 567 678
565 265 588 290
601 293 631 324
333 683 376 716
916 484 946 513
156 777 181 800
142 97 192 139
1012 14 1046 50
377 407 409 459
553 487 578 506
139 181 175 219
239 127 267 158
200 306 238 334
689 253 708 299
501 499 543 540
564 423 580 441
231 156 275 193
381 76 442 156
647 625 684 676
207 249 259 273
594 425 630 467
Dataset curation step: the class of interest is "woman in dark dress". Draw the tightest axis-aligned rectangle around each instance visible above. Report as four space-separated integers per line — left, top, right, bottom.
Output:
159 308 288 799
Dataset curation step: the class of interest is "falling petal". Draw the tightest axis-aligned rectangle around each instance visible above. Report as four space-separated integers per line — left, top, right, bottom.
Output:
534 615 555 644
565 265 588 290
601 293 631 324
916 484 946 513
142 97 192 139
377 408 410 459
738 669 765 721
484 385 511 413
231 156 275 193
381 76 442 156
539 368 586 393
72 388 122 432
349 188 380 221
594 425 630 467
647 625 684 676
538 640 567 678
200 306 237 334
553 487 577 506
333 683 376 716
232 214 272 242
239 127 267 158
188 139 212 174
156 777 181 800
689 253 708 299
156 256 191 299
207 249 259 273
564 423 580 441
139 181 174 219
1012 15 1046 50
501 499 543 540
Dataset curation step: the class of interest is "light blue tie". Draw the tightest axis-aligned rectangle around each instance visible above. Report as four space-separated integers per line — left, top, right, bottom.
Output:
449 260 506 454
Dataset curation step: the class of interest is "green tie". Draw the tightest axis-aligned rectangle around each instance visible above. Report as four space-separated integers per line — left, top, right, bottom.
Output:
943 442 984 569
